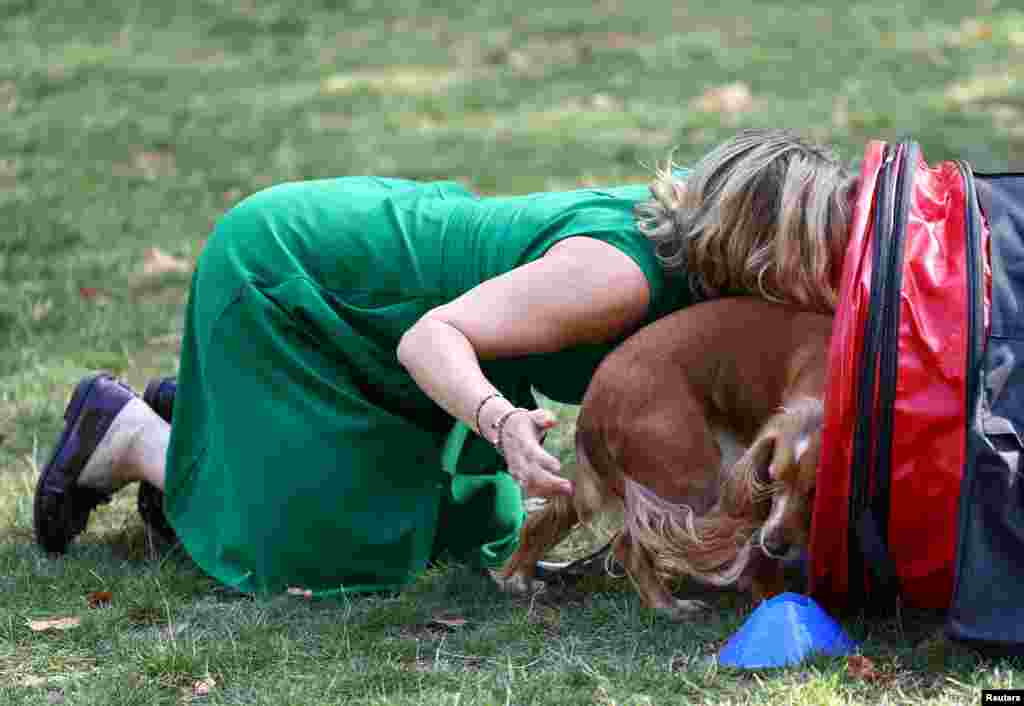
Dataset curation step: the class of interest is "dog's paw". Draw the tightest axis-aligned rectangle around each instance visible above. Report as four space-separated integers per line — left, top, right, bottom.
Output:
488 570 546 595
664 599 712 622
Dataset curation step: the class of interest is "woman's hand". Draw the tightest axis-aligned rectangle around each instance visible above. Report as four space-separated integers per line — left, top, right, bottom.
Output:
496 409 573 498
396 237 650 498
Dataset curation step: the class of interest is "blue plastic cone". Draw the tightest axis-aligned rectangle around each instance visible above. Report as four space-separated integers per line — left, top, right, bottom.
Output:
717 592 857 668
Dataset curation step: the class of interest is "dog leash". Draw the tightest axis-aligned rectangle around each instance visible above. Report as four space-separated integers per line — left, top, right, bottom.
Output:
534 538 626 581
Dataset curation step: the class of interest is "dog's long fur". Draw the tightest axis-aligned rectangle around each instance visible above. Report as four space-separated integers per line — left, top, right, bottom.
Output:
621 397 823 588
500 298 831 618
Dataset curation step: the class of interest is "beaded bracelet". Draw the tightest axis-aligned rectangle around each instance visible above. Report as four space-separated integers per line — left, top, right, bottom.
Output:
492 408 528 457
474 392 505 438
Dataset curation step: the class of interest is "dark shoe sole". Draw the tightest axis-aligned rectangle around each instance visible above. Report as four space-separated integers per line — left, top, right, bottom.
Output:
34 374 130 554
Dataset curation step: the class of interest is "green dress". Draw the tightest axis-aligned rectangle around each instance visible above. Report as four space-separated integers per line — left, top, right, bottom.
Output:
163 176 694 596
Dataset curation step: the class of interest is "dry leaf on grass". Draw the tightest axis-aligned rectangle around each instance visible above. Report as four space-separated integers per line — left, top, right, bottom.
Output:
18 674 48 687
586 92 620 111
846 654 880 681
592 685 615 706
0 159 17 189
78 287 112 304
27 616 81 632
179 675 217 702
832 95 850 129
31 299 53 321
945 71 1015 106
428 614 468 631
321 68 458 96
146 333 183 347
142 248 192 277
112 149 177 180
694 82 754 115
87 591 113 609
0 80 16 112
948 18 994 46
193 676 216 696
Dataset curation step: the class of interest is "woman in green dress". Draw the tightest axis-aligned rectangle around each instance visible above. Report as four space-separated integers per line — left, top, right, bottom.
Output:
33 129 855 596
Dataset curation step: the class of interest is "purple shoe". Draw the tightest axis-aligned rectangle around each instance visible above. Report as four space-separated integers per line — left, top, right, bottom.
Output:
34 373 136 554
138 376 178 547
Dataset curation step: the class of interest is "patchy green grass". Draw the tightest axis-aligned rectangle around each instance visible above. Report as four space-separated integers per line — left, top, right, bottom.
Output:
3 0 1024 703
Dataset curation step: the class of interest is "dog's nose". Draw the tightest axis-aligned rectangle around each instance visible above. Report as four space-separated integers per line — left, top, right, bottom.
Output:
763 539 790 558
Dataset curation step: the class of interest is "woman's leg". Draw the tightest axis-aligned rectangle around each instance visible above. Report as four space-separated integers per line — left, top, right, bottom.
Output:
35 373 170 554
78 397 169 492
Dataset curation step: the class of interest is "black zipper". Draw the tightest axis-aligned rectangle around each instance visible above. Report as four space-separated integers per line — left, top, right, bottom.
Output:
948 160 986 610
848 141 916 613
873 141 918 544
847 144 896 606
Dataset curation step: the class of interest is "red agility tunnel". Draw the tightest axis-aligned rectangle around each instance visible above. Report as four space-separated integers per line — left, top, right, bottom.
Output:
809 139 1024 653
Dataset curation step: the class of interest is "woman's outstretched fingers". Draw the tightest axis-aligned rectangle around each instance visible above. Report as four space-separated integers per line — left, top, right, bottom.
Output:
524 468 574 498
498 408 572 497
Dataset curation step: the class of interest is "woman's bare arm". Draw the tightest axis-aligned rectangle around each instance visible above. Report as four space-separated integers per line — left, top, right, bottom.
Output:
396 237 651 497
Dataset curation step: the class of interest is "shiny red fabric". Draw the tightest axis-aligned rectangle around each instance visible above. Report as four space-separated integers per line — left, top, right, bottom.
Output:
809 141 990 612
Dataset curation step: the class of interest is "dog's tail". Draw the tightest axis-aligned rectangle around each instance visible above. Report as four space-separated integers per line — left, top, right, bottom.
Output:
622 477 762 587
499 484 577 578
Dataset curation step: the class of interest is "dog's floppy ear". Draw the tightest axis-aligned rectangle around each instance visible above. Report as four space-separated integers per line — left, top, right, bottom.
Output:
721 432 778 516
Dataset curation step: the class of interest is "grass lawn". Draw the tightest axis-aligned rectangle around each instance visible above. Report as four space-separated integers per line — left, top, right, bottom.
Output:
3 1 1024 703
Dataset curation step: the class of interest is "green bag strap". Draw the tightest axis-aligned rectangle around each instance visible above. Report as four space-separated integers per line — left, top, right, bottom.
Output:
441 420 471 476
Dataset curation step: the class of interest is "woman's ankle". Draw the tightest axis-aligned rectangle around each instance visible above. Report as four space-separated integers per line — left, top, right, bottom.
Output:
77 398 164 492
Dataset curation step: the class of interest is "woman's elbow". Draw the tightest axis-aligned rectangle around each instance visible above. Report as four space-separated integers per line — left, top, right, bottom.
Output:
397 315 444 369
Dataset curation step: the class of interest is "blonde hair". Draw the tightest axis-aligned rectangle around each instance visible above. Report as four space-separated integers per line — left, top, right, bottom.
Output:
635 128 857 313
